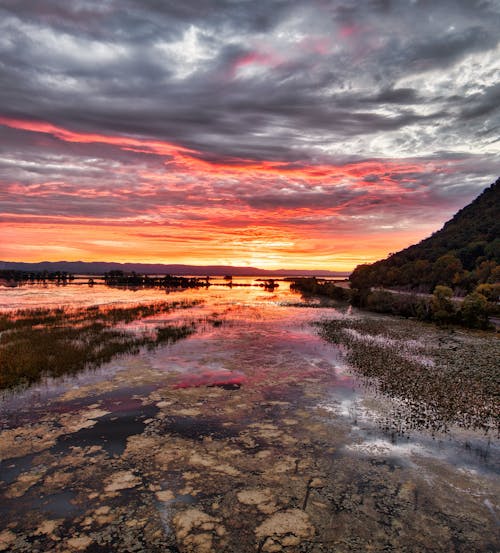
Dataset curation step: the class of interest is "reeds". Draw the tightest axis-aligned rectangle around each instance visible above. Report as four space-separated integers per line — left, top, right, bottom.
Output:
0 300 200 389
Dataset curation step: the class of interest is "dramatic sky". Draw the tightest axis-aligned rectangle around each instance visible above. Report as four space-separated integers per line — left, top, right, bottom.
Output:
1 1 499 270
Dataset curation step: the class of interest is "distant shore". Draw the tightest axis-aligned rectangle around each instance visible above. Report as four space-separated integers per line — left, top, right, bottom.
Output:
0 260 350 278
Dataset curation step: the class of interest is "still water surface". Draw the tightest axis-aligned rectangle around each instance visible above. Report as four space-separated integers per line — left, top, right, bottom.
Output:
0 279 498 552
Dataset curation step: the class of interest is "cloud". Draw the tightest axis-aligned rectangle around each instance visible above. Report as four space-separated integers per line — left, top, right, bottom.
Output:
0 0 499 269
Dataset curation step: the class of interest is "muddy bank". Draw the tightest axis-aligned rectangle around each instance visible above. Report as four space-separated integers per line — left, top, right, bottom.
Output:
319 315 500 435
1 364 498 552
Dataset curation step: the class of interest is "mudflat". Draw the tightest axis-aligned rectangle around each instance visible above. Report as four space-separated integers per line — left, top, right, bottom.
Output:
0 281 498 552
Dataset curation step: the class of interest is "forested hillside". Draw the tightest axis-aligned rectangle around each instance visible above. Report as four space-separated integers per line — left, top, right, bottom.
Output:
350 178 500 296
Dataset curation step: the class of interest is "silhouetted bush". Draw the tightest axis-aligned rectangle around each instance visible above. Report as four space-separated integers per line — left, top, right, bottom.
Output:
430 286 456 325
290 278 350 301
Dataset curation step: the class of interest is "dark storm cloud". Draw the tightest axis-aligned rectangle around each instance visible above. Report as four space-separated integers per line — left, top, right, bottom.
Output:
459 82 500 120
1 0 499 161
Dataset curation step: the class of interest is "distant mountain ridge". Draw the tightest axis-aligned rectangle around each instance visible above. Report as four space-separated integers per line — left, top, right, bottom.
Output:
0 260 348 278
350 177 500 293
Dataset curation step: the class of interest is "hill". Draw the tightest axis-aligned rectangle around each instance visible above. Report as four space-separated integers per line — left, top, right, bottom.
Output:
0 261 347 278
350 177 500 294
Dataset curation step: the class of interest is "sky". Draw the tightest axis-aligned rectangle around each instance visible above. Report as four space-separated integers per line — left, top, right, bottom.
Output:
0 0 499 271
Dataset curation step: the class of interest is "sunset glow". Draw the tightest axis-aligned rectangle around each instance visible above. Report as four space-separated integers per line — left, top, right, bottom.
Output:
1 2 498 271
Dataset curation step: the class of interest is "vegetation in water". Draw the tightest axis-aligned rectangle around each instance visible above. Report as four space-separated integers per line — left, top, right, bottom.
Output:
103 270 207 289
0 270 74 285
319 316 500 435
0 300 200 389
289 278 350 301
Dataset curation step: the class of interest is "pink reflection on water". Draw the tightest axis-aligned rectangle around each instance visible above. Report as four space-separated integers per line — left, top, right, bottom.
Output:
173 369 246 389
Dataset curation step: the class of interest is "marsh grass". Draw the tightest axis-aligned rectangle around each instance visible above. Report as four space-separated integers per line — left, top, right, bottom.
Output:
0 300 200 389
319 317 499 435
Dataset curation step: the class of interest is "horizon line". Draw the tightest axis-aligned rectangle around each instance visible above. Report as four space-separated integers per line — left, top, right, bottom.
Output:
0 259 352 275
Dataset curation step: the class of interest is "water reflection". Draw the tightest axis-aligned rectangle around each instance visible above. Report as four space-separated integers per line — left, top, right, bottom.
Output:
0 278 498 552
1 278 496 467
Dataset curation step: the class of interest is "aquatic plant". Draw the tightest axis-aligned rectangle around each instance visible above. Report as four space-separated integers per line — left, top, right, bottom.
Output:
319 317 499 435
0 301 200 389
103 271 207 289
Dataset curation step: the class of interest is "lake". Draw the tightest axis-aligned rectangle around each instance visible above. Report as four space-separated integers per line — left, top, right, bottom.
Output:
0 278 498 552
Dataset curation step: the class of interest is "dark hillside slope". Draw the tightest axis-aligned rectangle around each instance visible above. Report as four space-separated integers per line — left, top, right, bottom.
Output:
350 177 500 293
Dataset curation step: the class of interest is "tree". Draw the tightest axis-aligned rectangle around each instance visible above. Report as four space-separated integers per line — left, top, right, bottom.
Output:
430 285 456 324
484 238 500 263
349 264 374 291
460 292 490 329
475 260 497 283
475 283 500 302
457 241 486 270
431 255 463 288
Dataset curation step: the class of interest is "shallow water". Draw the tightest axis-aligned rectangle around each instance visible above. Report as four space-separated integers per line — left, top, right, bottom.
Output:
0 279 499 552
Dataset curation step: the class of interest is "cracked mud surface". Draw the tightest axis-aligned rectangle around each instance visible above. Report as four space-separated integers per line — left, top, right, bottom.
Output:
1 281 499 552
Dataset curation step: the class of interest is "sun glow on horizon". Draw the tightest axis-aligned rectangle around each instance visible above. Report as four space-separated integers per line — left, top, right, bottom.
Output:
0 214 440 272
1 2 498 273
0 114 470 272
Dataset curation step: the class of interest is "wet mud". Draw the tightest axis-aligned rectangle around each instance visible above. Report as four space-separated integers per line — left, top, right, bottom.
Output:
0 282 499 552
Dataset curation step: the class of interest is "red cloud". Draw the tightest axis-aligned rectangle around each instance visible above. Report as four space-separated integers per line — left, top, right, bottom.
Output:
1 115 458 270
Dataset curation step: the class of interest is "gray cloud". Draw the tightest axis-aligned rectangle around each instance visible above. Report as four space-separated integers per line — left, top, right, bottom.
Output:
0 0 499 241
1 0 498 156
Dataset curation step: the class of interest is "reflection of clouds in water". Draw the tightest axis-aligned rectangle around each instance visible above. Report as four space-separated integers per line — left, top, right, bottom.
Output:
145 291 347 386
157 501 171 535
0 276 295 311
173 368 246 389
320 396 429 464
483 499 500 525
319 395 500 479
0 284 176 310
0 358 133 414
319 397 367 423
344 438 429 460
156 493 197 536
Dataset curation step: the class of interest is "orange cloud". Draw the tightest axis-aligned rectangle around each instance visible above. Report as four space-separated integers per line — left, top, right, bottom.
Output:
0 116 453 270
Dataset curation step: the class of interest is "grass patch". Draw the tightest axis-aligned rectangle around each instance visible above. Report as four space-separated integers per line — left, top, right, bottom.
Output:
0 300 200 390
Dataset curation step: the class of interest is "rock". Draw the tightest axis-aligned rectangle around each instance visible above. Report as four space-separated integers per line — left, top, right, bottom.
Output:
173 508 226 552
0 530 16 551
255 509 314 551
104 470 141 492
155 489 175 502
236 488 277 514
310 478 324 488
34 519 61 535
67 535 92 550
